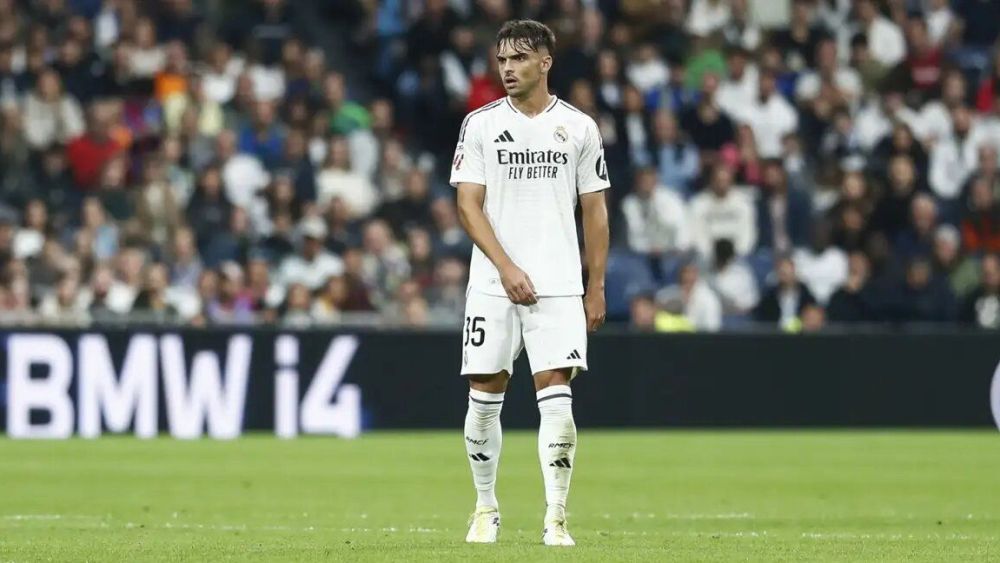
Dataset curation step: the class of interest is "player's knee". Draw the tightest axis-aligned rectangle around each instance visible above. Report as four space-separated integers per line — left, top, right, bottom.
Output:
468 371 510 393
533 368 572 391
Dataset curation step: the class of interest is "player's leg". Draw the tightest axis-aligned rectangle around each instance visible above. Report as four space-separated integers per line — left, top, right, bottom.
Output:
461 290 522 543
520 297 587 546
465 370 509 513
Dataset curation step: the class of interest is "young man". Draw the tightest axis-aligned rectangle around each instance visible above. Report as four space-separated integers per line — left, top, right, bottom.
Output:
449 20 611 546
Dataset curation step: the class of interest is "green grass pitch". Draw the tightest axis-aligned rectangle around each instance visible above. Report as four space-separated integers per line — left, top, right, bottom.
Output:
2 431 999 561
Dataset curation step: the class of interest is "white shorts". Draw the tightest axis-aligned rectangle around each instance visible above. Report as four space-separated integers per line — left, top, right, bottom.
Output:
460 289 588 377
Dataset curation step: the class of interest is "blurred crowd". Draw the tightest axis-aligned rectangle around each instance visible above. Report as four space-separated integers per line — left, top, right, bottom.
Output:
0 0 999 332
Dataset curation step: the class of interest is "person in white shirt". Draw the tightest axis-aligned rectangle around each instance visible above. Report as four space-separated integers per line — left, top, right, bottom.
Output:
621 167 690 258
448 20 611 547
277 216 344 290
925 0 955 47
736 71 798 159
856 0 906 68
929 105 979 199
689 166 757 260
215 129 269 209
795 37 862 107
715 46 758 120
793 220 848 305
687 0 731 38
315 136 379 219
708 238 759 315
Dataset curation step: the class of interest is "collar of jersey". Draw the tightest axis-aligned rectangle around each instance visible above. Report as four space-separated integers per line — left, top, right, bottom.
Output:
505 95 559 118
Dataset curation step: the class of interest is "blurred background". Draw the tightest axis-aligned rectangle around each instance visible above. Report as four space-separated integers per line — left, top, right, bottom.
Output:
0 0 998 335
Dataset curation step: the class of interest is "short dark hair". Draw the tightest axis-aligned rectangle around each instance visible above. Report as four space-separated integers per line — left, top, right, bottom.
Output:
496 20 556 54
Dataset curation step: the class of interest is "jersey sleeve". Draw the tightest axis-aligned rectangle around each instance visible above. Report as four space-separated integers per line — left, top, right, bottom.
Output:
577 118 611 194
449 112 486 187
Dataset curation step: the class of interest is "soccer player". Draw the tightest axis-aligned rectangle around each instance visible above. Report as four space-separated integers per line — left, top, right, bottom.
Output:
449 20 610 546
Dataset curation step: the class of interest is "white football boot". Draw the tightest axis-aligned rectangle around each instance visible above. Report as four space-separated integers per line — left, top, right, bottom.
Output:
465 507 500 543
542 519 575 546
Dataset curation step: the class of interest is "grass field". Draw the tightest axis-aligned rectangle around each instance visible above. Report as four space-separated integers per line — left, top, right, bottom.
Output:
1 431 999 562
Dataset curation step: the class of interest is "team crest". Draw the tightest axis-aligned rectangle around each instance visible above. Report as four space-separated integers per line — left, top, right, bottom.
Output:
553 125 568 143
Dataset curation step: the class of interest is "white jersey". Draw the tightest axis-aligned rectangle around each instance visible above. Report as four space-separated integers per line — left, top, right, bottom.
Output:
449 96 610 297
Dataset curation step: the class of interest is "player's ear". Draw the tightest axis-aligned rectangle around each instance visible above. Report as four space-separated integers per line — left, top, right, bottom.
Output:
540 54 552 74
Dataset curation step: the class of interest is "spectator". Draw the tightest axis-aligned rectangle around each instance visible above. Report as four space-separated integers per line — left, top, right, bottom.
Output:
22 68 84 150
186 165 232 252
206 261 255 324
855 0 906 68
66 102 122 190
377 168 435 238
708 238 759 316
168 227 202 289
772 0 825 72
655 261 722 332
13 199 47 259
736 71 798 159
961 253 1000 328
316 136 378 219
132 262 179 323
629 292 657 332
216 128 269 210
621 167 690 272
279 282 313 327
756 160 812 254
890 256 956 323
933 224 980 299
872 155 921 240
754 255 818 329
961 176 1000 253
794 220 848 305
361 219 411 306
38 272 88 325
895 193 939 257
689 166 756 260
650 110 699 195
827 251 878 323
278 216 344 291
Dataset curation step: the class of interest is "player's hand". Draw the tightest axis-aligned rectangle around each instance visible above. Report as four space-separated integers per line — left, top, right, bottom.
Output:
499 262 537 305
583 288 606 332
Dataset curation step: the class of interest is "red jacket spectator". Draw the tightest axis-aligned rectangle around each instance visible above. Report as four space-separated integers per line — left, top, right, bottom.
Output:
66 133 122 190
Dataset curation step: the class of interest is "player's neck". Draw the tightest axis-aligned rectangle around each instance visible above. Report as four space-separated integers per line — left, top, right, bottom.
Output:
509 87 554 118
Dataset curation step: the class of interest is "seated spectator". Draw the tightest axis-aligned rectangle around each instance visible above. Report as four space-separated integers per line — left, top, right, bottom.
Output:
629 292 657 332
961 254 1000 328
131 262 179 323
361 219 411 307
38 272 88 326
650 110 699 195
186 165 232 252
13 199 47 260
216 128 269 210
960 177 1000 253
66 101 122 190
894 194 939 259
827 252 879 323
238 100 286 170
903 16 943 97
22 68 84 151
620 167 689 278
278 216 344 291
889 256 957 323
316 136 378 219
872 155 922 240
689 166 756 260
856 0 906 68
279 282 313 327
655 261 722 332
794 220 848 305
426 256 467 324
708 238 759 316
754 255 818 329
795 37 861 108
377 168 435 238
932 224 980 299
734 71 798 159
202 207 252 267
205 261 255 325
756 160 812 254
168 227 203 289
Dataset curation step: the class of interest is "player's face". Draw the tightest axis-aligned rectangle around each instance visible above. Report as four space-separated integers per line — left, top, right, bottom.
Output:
496 40 550 98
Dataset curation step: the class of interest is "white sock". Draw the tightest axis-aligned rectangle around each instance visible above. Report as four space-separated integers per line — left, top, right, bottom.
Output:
537 385 576 523
465 389 504 510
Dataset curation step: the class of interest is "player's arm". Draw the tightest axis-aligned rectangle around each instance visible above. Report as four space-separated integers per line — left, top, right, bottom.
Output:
580 191 609 332
456 182 537 305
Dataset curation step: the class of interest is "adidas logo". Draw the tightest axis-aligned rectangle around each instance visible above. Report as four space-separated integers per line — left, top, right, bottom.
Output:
549 457 572 468
469 453 490 462
494 130 514 143
566 349 581 360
